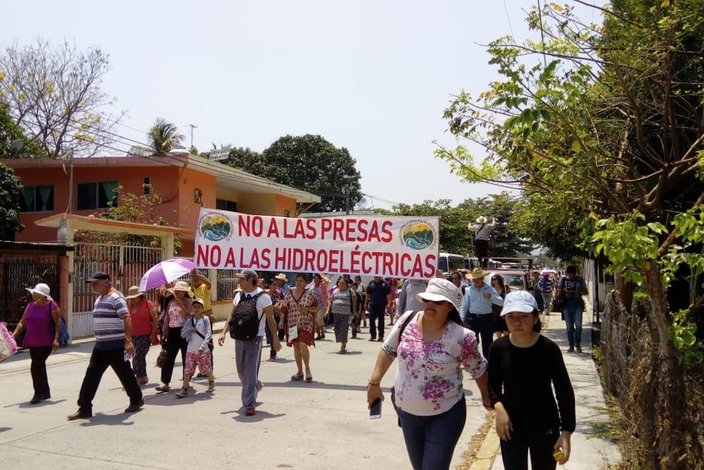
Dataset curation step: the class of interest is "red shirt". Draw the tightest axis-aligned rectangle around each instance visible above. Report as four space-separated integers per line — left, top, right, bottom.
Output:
129 299 154 336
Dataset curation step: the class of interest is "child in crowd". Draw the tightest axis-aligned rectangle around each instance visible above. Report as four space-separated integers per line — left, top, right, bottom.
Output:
176 298 215 397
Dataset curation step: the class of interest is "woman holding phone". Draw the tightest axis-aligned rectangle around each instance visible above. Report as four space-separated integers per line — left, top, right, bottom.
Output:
366 278 491 470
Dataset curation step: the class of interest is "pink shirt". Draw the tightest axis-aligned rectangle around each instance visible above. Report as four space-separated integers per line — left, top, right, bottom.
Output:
22 301 59 348
167 298 190 328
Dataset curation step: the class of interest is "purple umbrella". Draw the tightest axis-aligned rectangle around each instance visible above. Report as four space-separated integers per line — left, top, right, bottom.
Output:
139 258 197 291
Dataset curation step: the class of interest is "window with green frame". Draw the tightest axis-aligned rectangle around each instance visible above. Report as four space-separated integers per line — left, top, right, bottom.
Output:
76 181 118 210
20 185 54 212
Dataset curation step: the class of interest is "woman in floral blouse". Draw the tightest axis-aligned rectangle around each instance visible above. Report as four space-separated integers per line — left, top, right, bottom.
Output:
279 273 318 383
367 278 491 470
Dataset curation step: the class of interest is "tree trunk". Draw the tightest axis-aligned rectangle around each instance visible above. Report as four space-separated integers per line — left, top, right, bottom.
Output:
643 260 687 466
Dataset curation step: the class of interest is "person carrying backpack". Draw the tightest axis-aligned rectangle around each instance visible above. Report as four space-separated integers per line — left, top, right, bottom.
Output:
218 269 281 416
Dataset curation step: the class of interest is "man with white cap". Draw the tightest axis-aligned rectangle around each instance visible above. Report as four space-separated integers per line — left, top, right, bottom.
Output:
367 277 491 470
469 216 497 269
488 290 575 469
68 272 143 420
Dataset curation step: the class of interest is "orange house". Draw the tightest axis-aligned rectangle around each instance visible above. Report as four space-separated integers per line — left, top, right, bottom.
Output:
1 154 321 256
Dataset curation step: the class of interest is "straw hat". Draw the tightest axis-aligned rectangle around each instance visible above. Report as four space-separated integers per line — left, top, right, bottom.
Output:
466 268 486 280
476 216 488 224
124 286 144 300
274 273 287 281
26 283 53 301
170 280 192 297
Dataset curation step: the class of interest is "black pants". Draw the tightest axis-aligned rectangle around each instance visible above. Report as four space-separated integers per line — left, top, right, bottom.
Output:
474 239 489 268
161 327 187 385
77 347 142 411
29 346 53 399
468 313 494 359
499 426 559 470
369 306 385 340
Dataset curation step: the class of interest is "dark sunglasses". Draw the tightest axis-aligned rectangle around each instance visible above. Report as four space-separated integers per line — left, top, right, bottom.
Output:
491 277 499 281
422 299 445 306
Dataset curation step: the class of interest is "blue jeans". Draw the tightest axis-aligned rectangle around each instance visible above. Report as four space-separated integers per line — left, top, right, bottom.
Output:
541 292 552 312
562 302 583 348
235 337 262 408
397 395 467 470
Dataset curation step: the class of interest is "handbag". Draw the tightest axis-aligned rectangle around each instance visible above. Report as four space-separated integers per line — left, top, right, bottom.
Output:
58 317 70 346
0 322 18 362
156 348 168 368
551 294 565 312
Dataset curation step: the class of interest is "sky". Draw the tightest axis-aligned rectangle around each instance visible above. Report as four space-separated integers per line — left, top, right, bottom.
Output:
1 1 600 210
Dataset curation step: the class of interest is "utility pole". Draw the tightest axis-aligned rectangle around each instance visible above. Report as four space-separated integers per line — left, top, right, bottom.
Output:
188 124 198 148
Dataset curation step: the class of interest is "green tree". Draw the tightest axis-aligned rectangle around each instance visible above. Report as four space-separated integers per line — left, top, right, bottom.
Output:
378 193 532 256
0 103 44 158
147 118 185 156
0 39 121 157
437 0 704 464
0 162 23 240
222 135 362 213
223 147 269 175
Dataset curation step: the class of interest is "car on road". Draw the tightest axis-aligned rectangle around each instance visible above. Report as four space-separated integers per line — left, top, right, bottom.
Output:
485 269 531 292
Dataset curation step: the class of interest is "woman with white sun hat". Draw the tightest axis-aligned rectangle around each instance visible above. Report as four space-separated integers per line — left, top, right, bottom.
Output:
13 283 62 404
367 277 491 469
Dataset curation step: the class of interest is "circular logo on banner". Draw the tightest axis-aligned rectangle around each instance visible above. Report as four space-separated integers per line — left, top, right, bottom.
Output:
400 221 435 250
199 213 232 242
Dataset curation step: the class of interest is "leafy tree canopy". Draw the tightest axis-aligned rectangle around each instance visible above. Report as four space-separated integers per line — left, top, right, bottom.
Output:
0 103 44 157
437 1 704 463
223 135 362 213
377 193 533 256
0 162 23 240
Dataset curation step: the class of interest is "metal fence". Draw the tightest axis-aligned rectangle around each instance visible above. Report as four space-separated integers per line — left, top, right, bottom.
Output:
73 244 162 336
0 253 60 330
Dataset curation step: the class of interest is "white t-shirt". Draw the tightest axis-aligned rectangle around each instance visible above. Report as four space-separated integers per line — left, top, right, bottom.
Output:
232 287 273 338
182 316 212 353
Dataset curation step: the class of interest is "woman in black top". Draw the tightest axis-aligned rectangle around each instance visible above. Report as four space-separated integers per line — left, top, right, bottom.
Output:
488 291 575 469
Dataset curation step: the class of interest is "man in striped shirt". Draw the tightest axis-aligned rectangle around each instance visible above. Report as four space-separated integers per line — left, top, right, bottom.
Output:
67 272 143 420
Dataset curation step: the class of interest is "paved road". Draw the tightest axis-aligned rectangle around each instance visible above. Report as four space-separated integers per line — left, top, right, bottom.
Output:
0 322 487 470
1 314 620 469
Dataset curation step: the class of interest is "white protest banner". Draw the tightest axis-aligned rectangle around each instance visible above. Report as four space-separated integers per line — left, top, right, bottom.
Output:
194 209 439 279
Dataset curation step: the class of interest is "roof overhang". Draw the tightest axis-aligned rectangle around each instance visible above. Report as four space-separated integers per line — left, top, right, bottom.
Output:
34 213 192 237
1 155 321 204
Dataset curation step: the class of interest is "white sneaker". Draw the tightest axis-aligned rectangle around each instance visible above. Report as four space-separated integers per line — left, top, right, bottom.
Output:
175 388 188 398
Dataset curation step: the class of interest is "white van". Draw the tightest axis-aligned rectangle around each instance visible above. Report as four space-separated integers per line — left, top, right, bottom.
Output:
438 253 466 275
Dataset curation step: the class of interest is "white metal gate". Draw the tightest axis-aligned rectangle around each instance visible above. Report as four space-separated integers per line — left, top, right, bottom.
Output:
72 243 162 337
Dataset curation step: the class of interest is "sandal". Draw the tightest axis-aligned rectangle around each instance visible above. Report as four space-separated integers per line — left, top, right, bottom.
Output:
305 372 313 383
155 384 170 393
291 372 304 381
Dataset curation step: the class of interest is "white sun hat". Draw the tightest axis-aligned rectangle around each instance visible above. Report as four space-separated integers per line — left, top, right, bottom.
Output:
26 283 53 301
416 278 463 311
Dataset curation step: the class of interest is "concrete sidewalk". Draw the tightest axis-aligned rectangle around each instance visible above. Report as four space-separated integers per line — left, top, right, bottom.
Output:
0 315 620 469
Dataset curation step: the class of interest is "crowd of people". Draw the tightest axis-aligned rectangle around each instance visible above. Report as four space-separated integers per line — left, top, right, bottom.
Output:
10 264 588 470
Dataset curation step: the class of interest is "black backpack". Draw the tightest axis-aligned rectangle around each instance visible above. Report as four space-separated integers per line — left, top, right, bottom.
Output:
228 291 265 341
